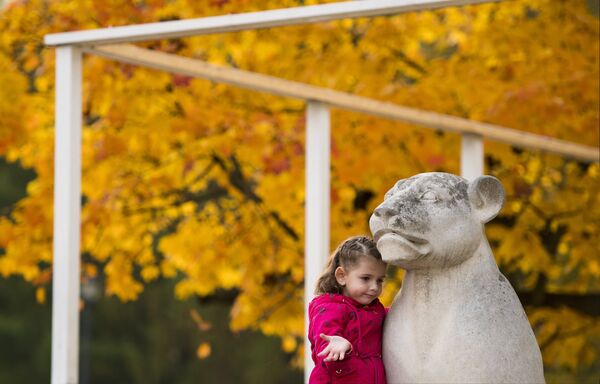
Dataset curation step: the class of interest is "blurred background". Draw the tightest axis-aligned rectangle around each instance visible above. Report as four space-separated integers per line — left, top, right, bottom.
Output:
0 0 598 383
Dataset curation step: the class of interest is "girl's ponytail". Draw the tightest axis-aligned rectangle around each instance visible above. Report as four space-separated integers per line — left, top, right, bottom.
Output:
314 248 343 295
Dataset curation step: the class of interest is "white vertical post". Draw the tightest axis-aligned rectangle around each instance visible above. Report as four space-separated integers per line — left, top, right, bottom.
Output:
461 133 484 180
52 46 82 384
304 101 330 384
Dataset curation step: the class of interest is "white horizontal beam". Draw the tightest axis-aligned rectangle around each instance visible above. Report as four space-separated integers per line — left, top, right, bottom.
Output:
87 44 599 163
45 0 501 46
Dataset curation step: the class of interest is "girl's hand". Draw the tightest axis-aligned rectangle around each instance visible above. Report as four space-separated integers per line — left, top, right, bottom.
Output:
317 334 352 362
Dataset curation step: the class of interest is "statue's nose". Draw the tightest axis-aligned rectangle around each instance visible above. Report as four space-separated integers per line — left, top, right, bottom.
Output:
373 205 397 220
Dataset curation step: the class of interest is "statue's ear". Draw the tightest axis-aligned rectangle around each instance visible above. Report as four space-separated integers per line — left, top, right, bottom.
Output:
468 176 505 223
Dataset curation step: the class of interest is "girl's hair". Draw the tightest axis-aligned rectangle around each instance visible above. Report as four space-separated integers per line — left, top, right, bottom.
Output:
315 235 383 295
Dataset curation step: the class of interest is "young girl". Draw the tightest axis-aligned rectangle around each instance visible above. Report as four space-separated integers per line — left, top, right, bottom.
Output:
308 236 387 384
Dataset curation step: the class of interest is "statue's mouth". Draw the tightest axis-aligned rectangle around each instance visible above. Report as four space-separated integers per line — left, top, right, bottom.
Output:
373 228 431 255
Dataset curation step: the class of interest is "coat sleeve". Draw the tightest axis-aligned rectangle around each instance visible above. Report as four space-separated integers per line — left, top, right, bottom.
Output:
309 301 356 375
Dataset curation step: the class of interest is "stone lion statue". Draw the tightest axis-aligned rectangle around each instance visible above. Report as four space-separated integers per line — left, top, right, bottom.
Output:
370 172 545 384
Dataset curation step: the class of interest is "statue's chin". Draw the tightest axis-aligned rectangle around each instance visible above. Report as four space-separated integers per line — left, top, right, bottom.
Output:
377 233 431 267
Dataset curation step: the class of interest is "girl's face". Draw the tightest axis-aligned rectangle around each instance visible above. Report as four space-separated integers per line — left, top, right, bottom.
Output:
335 256 387 305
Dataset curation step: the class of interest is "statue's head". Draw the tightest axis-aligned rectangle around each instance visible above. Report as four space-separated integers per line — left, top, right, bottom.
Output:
369 172 504 269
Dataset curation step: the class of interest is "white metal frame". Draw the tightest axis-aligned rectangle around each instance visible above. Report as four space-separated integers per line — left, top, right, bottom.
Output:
461 134 484 180
44 1 599 383
45 0 500 46
51 46 83 384
304 102 331 375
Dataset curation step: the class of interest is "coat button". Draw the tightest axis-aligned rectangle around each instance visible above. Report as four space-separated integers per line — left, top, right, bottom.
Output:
336 369 342 374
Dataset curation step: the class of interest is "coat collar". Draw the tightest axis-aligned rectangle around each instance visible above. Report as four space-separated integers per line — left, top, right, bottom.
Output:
311 293 382 310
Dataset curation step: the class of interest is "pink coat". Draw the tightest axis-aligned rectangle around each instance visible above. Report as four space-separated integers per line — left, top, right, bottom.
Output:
308 293 387 384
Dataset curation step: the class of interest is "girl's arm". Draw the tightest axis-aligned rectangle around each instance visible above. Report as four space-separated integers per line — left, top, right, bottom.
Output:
310 302 355 372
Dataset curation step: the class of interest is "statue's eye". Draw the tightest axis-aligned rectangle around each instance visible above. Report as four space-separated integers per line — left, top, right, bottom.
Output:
421 191 437 201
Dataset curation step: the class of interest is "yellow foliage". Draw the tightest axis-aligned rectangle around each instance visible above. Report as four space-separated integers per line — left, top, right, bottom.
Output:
282 335 298 353
0 0 598 372
530 306 600 370
141 265 160 282
35 287 46 304
196 342 211 360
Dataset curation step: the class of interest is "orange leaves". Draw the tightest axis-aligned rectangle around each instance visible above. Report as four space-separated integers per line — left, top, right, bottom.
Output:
191 310 215 361
0 0 598 371
191 309 213 331
90 132 129 162
104 255 144 301
530 306 600 370
141 265 160 282
281 335 297 353
35 287 46 304
0 55 27 155
196 342 212 359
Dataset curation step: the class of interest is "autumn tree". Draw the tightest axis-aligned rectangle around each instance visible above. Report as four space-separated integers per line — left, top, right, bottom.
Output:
0 0 598 376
